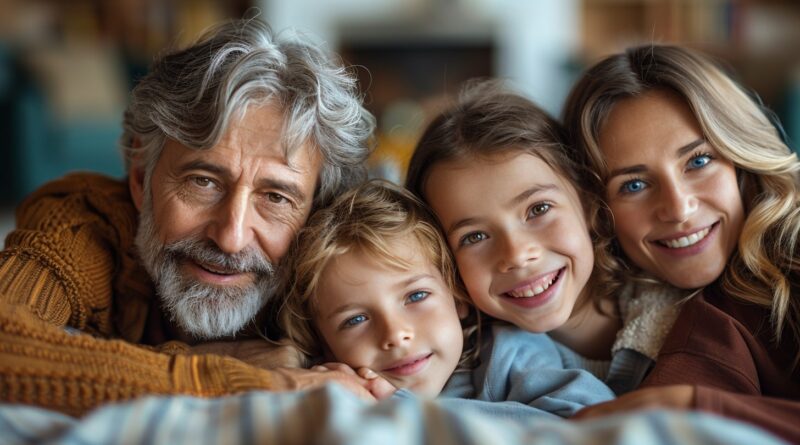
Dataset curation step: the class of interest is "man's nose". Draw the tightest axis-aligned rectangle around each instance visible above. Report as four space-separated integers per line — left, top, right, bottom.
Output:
206 188 255 254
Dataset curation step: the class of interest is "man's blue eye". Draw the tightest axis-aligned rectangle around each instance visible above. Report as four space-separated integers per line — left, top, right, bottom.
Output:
407 291 428 303
688 154 711 170
343 314 367 327
621 179 646 194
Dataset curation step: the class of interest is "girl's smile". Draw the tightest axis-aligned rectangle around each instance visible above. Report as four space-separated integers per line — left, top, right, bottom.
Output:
424 151 594 333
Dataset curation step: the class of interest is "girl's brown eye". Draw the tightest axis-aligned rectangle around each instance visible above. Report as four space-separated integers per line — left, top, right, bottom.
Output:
529 203 551 217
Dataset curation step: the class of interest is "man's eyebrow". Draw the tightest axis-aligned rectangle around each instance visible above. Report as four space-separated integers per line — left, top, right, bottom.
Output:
177 160 231 177
175 159 308 202
256 178 307 203
445 184 557 236
606 138 706 180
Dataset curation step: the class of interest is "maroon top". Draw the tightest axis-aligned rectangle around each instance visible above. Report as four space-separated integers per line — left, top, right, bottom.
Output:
642 282 800 443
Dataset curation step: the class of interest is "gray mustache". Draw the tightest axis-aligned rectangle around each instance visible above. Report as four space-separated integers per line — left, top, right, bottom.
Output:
162 235 274 275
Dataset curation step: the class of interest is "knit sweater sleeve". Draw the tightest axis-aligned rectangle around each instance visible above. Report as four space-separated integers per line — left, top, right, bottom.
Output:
0 299 291 416
0 173 143 337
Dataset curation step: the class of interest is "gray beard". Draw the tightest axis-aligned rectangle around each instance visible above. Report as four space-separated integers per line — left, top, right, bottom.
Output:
134 197 277 341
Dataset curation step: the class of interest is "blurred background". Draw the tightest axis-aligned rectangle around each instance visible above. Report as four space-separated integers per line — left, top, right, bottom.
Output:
1 0 799 239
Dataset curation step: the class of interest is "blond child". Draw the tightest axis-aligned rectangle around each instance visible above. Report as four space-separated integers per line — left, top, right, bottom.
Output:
276 180 613 419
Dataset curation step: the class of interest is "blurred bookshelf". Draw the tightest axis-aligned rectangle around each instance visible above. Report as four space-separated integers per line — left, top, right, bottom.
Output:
578 0 800 152
0 0 254 205
0 0 798 208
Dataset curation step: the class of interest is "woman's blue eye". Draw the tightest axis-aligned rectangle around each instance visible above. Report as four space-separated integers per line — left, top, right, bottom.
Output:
460 232 487 246
620 179 646 194
343 314 367 328
407 291 429 303
688 154 712 170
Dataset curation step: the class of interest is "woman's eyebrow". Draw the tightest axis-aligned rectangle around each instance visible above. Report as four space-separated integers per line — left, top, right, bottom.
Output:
606 138 706 181
676 138 706 157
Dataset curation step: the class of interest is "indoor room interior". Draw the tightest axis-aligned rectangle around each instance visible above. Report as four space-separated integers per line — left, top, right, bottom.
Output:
1 0 799 241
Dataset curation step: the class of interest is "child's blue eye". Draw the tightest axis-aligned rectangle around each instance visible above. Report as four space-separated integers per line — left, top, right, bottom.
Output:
342 314 367 328
620 178 647 195
460 232 487 246
688 153 712 170
407 291 429 304
528 203 551 218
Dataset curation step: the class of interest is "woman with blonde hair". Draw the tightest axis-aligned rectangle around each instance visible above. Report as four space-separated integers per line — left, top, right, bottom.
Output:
562 44 800 442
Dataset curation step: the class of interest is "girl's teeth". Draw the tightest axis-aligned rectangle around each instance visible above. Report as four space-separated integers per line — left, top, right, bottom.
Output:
663 227 710 248
509 273 557 298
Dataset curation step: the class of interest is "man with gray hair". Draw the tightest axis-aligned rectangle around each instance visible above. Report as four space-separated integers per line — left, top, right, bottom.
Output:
0 19 376 415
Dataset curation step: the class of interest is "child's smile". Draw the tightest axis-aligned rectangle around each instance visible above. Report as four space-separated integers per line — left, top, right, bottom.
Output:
425 151 594 333
499 267 565 308
312 235 464 396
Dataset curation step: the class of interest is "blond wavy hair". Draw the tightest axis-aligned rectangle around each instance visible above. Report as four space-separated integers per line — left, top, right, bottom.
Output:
276 179 479 368
563 44 800 355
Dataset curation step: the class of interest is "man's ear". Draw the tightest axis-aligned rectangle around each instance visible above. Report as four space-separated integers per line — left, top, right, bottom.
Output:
128 137 146 211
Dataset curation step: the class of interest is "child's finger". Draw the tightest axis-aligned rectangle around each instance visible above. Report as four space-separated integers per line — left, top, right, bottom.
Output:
319 362 358 375
365 375 397 400
356 367 379 379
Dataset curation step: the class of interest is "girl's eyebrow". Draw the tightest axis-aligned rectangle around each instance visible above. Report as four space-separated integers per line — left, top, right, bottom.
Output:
606 138 705 181
509 184 558 206
445 184 558 236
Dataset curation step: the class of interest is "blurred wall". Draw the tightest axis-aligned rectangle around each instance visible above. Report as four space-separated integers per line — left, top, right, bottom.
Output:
1 0 798 207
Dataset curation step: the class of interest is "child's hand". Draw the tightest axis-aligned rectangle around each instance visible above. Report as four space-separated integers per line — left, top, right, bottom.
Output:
272 367 377 402
356 367 397 400
311 363 397 400
571 385 695 420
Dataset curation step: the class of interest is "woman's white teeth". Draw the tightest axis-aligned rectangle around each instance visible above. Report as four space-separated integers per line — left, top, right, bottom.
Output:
509 274 556 298
662 227 710 248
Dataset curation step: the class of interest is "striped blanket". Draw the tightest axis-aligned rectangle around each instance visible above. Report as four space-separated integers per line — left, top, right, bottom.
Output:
0 383 786 445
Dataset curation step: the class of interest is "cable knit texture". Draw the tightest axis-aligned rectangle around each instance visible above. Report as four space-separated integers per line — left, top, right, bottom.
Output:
0 173 282 416
612 281 687 360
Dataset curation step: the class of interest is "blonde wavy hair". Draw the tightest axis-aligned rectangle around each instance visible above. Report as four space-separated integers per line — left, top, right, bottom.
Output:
276 179 479 368
562 44 800 355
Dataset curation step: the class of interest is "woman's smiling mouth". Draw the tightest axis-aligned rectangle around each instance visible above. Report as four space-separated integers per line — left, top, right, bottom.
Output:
656 222 716 249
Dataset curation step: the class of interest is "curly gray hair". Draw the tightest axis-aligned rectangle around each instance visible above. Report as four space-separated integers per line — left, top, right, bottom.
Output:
120 19 375 209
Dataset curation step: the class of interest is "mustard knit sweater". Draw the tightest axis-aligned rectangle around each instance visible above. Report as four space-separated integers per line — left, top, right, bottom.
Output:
0 173 288 416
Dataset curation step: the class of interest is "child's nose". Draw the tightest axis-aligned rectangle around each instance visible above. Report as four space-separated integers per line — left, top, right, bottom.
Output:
497 231 541 272
380 318 414 350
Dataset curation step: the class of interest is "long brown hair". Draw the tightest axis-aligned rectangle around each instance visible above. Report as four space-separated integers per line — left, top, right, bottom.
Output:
407 79 611 314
